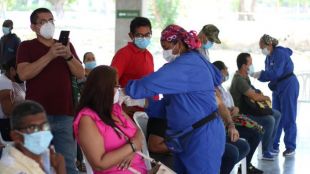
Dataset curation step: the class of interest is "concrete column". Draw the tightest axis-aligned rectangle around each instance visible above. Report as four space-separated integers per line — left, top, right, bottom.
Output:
115 0 144 52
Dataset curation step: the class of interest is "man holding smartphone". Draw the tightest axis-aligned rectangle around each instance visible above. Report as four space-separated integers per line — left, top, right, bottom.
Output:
16 8 84 174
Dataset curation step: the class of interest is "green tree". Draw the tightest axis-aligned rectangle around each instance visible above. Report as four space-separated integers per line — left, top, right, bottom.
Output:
149 0 180 29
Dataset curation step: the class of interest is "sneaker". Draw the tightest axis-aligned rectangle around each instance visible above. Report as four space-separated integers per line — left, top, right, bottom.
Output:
261 152 275 161
283 149 295 157
270 149 279 156
245 163 264 174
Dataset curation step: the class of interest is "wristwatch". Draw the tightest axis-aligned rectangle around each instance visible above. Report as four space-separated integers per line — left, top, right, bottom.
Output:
65 56 73 61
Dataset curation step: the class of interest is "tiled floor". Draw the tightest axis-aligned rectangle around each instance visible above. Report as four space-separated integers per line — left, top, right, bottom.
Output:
232 102 310 174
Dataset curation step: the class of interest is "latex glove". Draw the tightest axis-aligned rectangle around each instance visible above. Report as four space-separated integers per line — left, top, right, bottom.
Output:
118 88 127 105
251 71 261 79
124 96 146 108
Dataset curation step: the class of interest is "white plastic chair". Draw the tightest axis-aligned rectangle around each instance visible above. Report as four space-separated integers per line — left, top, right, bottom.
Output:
233 138 247 174
82 151 93 174
133 111 152 171
0 133 10 146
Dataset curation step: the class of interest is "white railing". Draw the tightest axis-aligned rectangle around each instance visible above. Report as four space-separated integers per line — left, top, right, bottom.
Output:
296 72 310 103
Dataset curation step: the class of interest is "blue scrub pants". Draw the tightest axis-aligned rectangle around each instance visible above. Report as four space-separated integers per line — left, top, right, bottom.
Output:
173 117 225 174
272 76 299 151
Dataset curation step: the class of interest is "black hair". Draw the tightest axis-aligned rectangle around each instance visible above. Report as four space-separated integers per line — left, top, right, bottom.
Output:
83 52 93 62
30 8 52 24
130 17 152 34
212 61 226 71
11 100 46 130
3 20 13 28
237 53 251 70
3 58 16 72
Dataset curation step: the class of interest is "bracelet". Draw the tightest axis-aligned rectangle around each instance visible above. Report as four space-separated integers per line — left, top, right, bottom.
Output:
128 141 136 152
226 122 235 128
65 56 73 61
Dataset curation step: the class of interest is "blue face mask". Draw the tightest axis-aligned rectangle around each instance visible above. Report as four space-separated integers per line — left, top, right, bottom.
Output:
203 41 214 49
23 130 53 155
2 27 10 35
134 37 151 49
84 61 96 70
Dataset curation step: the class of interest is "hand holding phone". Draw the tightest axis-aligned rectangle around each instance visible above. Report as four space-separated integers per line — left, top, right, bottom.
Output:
58 30 70 45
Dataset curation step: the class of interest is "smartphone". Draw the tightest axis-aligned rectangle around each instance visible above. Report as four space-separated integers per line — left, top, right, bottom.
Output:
58 30 70 45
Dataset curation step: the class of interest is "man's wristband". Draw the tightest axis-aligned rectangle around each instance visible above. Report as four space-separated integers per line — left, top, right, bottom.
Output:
128 141 136 152
65 56 73 61
226 122 235 129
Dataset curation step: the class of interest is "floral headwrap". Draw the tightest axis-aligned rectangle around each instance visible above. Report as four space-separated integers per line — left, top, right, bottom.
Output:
160 24 201 49
261 34 279 46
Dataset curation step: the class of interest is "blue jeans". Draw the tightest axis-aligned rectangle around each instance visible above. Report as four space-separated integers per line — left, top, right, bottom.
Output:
236 126 262 164
48 115 78 174
248 109 281 153
220 138 250 174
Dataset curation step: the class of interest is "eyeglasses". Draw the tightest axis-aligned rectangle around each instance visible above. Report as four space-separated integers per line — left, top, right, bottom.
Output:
134 32 152 38
17 122 50 134
36 19 55 25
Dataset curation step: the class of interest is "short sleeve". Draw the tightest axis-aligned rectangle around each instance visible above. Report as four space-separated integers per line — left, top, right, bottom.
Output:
16 41 31 64
237 77 251 95
111 49 129 81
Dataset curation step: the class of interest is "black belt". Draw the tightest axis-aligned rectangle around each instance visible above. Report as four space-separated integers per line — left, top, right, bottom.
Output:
166 112 218 140
192 112 217 129
277 72 294 83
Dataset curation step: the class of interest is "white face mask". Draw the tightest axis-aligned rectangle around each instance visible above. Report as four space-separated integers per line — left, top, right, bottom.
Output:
39 22 55 39
163 49 178 62
247 64 255 76
162 45 179 63
114 88 120 104
261 47 270 56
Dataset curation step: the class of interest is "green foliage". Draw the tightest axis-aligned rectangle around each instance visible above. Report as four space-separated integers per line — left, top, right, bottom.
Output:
279 0 310 6
149 0 180 29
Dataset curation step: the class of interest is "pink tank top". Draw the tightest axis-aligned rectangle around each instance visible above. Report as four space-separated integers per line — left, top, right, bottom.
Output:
73 104 147 174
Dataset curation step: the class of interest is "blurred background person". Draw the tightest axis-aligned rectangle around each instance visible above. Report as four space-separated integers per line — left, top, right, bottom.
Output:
197 24 221 61
83 52 96 77
0 19 21 72
111 17 155 116
0 58 25 144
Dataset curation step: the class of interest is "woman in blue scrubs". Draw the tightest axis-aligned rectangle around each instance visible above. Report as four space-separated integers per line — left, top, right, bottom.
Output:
125 25 225 174
254 34 299 156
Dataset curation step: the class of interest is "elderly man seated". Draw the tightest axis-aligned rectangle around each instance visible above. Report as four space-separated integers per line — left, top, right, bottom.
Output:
0 100 65 174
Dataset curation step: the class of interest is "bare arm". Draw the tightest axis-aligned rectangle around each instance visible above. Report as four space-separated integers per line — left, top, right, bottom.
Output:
0 90 14 117
65 56 84 79
17 54 54 81
17 42 66 80
17 42 84 80
215 89 239 142
148 134 170 154
78 116 142 171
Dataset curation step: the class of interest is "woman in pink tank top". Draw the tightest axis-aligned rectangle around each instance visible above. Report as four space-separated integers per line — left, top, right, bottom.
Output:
73 65 147 174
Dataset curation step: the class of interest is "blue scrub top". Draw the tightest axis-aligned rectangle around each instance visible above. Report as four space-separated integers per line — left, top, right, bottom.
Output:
126 50 222 131
259 46 294 89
